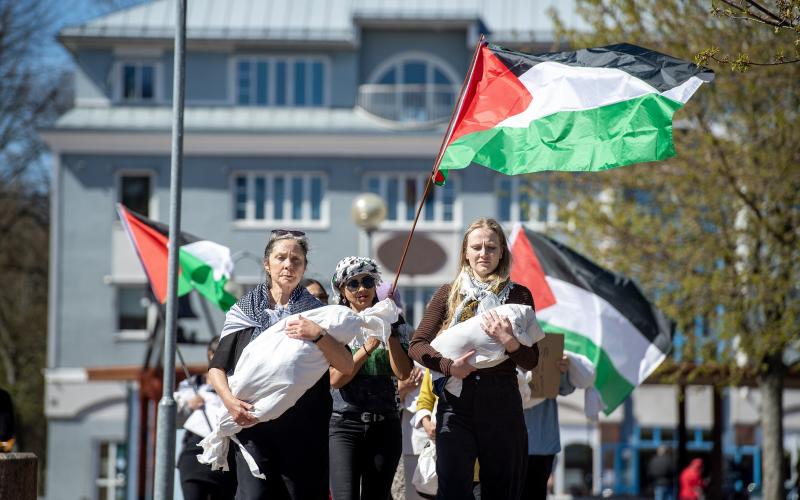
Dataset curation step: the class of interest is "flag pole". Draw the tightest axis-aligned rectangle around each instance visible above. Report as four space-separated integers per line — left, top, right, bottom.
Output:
153 0 186 498
390 34 486 293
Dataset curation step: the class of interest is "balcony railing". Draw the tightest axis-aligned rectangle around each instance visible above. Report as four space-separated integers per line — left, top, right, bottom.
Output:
357 84 457 127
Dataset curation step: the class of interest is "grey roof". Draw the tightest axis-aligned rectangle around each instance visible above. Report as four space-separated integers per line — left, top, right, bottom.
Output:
49 105 443 134
61 0 583 45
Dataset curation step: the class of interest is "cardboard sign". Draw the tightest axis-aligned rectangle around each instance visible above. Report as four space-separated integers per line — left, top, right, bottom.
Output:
528 333 564 399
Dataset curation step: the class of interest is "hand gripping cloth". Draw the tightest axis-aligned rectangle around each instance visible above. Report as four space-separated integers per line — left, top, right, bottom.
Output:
198 299 398 478
428 303 545 396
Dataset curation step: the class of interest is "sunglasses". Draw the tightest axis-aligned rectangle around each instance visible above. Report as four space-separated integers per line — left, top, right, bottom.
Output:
345 276 376 292
271 229 306 237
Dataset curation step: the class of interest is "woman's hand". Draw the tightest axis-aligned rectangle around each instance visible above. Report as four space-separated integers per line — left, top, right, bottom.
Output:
421 415 436 441
557 355 570 374
363 336 381 354
223 395 258 427
187 394 205 411
449 350 477 380
398 367 423 401
480 310 520 353
285 315 324 341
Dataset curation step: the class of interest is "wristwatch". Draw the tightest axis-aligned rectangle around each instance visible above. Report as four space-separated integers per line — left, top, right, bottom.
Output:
312 330 326 343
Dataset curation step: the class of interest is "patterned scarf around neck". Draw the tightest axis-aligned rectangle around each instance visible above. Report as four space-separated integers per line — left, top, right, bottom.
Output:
449 271 513 328
220 283 322 340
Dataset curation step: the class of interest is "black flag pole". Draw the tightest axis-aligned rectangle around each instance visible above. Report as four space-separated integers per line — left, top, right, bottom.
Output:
390 34 486 293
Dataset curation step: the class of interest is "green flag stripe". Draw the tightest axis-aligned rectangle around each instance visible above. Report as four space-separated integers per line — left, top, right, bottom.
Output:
178 248 237 311
440 93 683 174
540 321 635 414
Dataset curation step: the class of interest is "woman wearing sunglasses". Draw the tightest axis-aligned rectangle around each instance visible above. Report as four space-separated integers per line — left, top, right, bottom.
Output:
208 230 354 500
328 256 414 500
408 218 539 500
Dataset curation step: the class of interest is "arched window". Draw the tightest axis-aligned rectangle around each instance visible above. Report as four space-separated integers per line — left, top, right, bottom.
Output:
359 53 460 126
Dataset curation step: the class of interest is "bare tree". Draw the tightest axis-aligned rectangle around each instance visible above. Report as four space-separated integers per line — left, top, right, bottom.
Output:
696 0 800 70
0 0 72 467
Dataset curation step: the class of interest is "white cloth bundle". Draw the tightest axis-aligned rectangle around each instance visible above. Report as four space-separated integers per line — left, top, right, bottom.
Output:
412 441 438 495
429 303 545 396
174 382 225 438
517 369 545 410
198 299 398 478
564 352 607 420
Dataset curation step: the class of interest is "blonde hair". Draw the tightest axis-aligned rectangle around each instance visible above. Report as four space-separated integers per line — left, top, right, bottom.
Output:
443 217 512 327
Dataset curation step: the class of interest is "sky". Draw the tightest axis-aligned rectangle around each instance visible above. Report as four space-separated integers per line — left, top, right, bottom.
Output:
34 0 148 68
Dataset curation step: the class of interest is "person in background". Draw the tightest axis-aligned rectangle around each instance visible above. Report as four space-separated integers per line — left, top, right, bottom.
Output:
0 388 15 452
409 217 539 500
302 277 330 304
328 257 413 500
679 458 705 500
648 445 676 500
208 229 354 499
378 283 425 500
522 355 575 499
175 337 236 500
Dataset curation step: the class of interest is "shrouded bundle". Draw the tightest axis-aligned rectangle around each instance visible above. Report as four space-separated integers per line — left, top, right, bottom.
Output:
199 299 398 478
428 303 545 396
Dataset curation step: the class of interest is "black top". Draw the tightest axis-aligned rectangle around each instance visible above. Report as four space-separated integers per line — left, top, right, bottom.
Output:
331 318 411 415
209 327 255 375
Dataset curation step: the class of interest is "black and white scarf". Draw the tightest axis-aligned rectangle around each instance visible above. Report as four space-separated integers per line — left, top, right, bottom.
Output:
220 283 322 340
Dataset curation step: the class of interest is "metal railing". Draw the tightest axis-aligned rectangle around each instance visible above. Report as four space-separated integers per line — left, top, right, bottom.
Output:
357 84 456 126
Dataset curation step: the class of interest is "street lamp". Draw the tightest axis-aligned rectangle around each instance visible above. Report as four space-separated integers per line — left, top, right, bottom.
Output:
351 193 387 258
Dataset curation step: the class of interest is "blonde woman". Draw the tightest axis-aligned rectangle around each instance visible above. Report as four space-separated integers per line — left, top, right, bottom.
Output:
408 218 538 499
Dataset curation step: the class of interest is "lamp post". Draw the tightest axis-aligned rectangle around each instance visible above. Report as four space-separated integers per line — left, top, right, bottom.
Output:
351 193 387 258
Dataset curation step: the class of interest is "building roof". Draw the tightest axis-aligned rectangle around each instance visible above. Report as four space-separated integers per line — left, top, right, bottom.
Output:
60 0 583 45
49 105 442 134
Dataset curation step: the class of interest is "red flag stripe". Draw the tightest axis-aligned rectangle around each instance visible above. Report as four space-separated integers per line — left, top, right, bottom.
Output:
117 204 170 303
446 44 532 146
510 228 557 310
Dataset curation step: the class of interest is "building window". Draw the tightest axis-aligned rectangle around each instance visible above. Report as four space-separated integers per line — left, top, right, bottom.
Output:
95 441 126 500
365 173 457 225
118 174 152 217
236 57 326 107
497 176 561 226
117 286 149 331
119 61 157 102
233 172 327 225
360 53 459 124
400 287 438 327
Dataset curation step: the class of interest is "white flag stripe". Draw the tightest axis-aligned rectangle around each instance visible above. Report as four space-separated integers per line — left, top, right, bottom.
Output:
181 240 234 281
661 75 709 104
497 61 703 128
536 276 656 385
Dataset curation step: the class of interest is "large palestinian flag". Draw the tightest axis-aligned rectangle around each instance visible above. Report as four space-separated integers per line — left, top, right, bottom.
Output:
434 42 714 184
117 204 236 311
510 225 672 413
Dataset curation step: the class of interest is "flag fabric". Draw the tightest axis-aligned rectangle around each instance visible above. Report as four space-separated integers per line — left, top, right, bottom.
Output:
434 42 714 184
116 204 236 311
509 224 672 413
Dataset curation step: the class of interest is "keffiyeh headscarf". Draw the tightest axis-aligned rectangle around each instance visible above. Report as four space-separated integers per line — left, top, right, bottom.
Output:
449 271 513 327
330 256 381 304
220 283 322 340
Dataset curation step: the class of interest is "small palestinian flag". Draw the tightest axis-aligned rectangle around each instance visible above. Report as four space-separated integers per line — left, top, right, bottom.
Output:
510 224 672 413
434 42 714 184
117 204 236 311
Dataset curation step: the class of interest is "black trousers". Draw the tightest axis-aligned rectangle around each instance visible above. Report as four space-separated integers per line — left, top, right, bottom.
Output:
328 413 402 500
435 372 528 500
178 432 237 500
521 454 555 500
233 374 332 500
